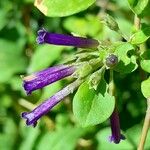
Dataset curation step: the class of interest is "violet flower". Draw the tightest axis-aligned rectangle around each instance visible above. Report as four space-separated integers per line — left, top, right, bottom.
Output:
22 79 83 127
21 28 100 127
109 107 125 144
36 28 99 48
23 65 75 95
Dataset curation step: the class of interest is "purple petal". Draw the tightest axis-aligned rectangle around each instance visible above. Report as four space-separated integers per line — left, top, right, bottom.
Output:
109 107 125 144
21 79 83 127
36 28 99 48
36 28 47 44
23 65 75 95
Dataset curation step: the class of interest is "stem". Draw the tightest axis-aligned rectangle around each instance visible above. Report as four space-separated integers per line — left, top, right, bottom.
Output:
134 15 141 30
134 14 150 149
97 0 109 17
109 70 115 96
138 98 150 150
134 15 145 56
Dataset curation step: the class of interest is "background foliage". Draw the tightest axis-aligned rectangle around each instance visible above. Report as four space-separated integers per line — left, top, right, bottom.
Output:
0 0 150 149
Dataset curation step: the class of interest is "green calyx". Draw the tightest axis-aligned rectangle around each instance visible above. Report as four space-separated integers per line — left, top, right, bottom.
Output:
88 66 105 90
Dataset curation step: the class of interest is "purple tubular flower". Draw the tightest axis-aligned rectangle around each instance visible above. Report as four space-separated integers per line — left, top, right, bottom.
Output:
109 107 125 144
36 28 99 48
23 65 75 95
21 79 83 127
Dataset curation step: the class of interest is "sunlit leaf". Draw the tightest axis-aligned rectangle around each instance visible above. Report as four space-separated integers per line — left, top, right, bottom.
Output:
130 27 150 45
0 39 27 83
34 0 96 17
140 60 150 73
128 0 149 16
114 42 138 74
141 77 150 98
63 15 102 37
28 45 64 73
73 81 115 127
37 126 85 150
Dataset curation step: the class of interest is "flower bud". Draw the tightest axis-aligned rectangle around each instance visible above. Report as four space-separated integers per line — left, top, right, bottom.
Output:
104 15 119 32
106 54 118 68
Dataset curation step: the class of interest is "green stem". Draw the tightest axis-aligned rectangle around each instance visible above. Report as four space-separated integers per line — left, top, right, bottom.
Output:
109 70 115 96
138 98 150 150
134 15 150 149
134 15 141 30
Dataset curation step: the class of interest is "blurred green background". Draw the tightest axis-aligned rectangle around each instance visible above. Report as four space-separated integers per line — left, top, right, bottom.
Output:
0 0 150 150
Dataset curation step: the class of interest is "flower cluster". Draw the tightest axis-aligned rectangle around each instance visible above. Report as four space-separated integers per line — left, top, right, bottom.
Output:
21 28 125 144
22 28 100 126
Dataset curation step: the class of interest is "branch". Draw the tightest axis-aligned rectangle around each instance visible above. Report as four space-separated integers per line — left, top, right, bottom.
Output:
138 98 150 150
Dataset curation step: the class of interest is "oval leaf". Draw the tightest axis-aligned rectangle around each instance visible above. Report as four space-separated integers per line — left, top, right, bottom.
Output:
36 126 85 150
34 0 96 17
130 27 150 45
141 60 150 73
114 42 138 74
73 81 115 127
28 45 63 73
141 77 150 98
63 15 102 37
128 0 149 16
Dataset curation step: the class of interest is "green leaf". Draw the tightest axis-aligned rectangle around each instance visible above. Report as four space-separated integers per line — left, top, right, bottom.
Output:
0 1 13 30
55 114 71 129
0 95 12 108
114 42 138 74
63 15 102 37
103 15 119 32
0 118 17 150
96 128 133 150
9 76 23 92
73 80 115 127
19 123 40 150
24 0 34 3
40 81 62 100
96 124 150 149
128 0 149 16
126 125 150 149
99 25 121 42
130 27 150 44
0 39 27 83
141 77 150 98
34 0 96 17
36 126 85 150
116 18 133 40
28 45 63 73
140 60 150 73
